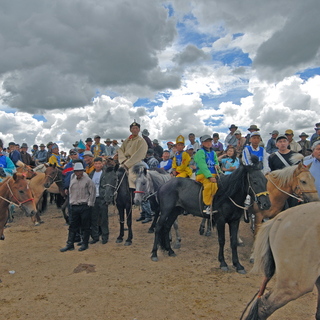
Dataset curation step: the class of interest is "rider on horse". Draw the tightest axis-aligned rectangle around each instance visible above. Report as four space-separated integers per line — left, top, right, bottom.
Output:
172 135 192 178
194 135 219 215
0 139 16 182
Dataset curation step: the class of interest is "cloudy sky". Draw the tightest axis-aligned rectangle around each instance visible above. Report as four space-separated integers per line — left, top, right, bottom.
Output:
1 0 320 150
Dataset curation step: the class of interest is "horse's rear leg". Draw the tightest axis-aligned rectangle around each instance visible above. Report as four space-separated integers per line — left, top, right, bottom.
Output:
124 206 133 246
172 218 181 249
32 212 42 226
163 212 179 257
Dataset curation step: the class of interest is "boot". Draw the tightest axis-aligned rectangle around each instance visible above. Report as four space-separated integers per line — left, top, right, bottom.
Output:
60 231 76 252
79 230 90 251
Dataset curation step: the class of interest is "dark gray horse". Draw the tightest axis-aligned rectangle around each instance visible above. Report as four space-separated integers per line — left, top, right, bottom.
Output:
151 156 271 274
132 165 181 248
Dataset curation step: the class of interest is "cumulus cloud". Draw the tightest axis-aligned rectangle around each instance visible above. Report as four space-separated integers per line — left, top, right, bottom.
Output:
0 0 179 112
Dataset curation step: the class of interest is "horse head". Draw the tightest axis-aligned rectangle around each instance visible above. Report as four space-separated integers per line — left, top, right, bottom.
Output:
9 173 37 217
292 162 320 203
104 165 118 205
245 157 271 211
43 164 61 188
132 163 150 206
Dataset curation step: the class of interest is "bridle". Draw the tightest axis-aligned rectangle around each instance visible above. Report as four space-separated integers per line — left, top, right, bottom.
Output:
45 167 62 185
0 177 34 208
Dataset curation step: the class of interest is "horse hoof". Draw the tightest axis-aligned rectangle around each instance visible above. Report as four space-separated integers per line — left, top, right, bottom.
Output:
205 231 211 237
124 241 132 246
173 244 181 249
237 269 247 274
237 242 245 247
221 266 229 272
34 222 40 226
199 228 204 235
249 258 254 264
116 239 123 243
168 252 176 257
0 235 5 240
151 256 158 262
148 228 154 234
40 220 45 224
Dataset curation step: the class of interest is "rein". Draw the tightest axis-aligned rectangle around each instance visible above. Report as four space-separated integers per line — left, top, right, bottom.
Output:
0 177 34 208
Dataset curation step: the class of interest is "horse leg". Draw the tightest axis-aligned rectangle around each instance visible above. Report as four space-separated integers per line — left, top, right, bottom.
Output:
229 220 245 273
151 219 162 262
172 218 181 249
164 212 180 257
199 217 206 235
205 217 212 237
216 219 229 271
124 205 133 246
116 207 125 243
148 209 159 234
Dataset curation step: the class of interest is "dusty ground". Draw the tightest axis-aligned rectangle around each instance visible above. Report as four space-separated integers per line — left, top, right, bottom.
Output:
0 204 317 320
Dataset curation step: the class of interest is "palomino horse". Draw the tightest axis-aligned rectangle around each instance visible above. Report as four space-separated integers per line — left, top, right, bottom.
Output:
151 156 271 274
132 164 182 248
252 162 319 234
243 201 320 320
0 173 37 240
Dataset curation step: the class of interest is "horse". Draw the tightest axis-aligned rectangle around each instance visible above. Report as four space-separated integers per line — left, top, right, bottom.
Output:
252 161 319 234
132 165 182 247
105 165 133 246
0 173 37 240
243 201 320 320
151 156 271 274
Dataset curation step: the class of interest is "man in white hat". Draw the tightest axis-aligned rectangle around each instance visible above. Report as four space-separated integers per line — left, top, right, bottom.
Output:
60 162 96 252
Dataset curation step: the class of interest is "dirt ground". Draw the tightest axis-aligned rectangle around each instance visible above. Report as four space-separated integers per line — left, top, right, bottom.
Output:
0 204 317 320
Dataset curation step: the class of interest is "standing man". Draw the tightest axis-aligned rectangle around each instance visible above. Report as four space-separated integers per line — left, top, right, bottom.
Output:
104 138 115 157
268 135 298 171
20 143 34 166
85 138 93 151
152 139 163 162
311 123 320 146
118 121 148 190
91 135 106 158
234 130 246 157
141 129 153 149
224 124 238 149
35 144 48 165
212 133 224 156
298 132 311 156
285 129 302 153
89 157 110 244
194 135 219 215
83 150 95 175
60 162 96 252
187 133 200 151
242 132 269 173
266 130 279 154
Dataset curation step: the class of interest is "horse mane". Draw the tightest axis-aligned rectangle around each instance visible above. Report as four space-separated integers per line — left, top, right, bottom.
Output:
215 165 246 207
148 170 171 192
268 165 297 188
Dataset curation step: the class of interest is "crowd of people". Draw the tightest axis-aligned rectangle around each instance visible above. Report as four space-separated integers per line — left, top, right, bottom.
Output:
1 121 320 252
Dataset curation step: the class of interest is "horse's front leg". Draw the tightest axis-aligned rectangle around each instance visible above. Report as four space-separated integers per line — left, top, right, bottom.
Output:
199 217 206 235
216 219 228 271
151 222 161 261
229 220 246 274
148 209 159 234
124 205 133 246
164 213 178 257
172 218 181 249
116 207 125 243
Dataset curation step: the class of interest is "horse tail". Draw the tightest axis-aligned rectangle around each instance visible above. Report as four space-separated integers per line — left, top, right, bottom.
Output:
251 219 275 279
243 298 260 320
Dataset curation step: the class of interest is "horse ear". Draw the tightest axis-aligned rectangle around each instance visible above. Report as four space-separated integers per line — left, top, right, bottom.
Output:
114 163 120 171
13 173 17 181
307 162 312 169
144 167 147 175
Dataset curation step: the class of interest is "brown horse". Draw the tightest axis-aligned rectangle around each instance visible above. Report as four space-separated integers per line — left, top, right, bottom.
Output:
243 201 320 320
252 162 319 234
0 173 37 240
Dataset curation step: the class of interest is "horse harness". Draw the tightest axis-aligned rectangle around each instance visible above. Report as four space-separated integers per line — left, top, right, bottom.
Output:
0 177 34 208
45 168 63 185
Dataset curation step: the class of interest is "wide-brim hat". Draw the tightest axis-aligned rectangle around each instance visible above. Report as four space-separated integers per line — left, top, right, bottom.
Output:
85 137 93 142
285 129 294 135
47 141 53 147
299 132 309 138
234 130 241 135
112 140 118 144
269 130 279 135
104 138 111 143
94 135 101 139
229 124 238 130
248 124 260 131
39 143 46 147
73 162 84 171
21 143 28 148
142 129 149 136
152 139 159 144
